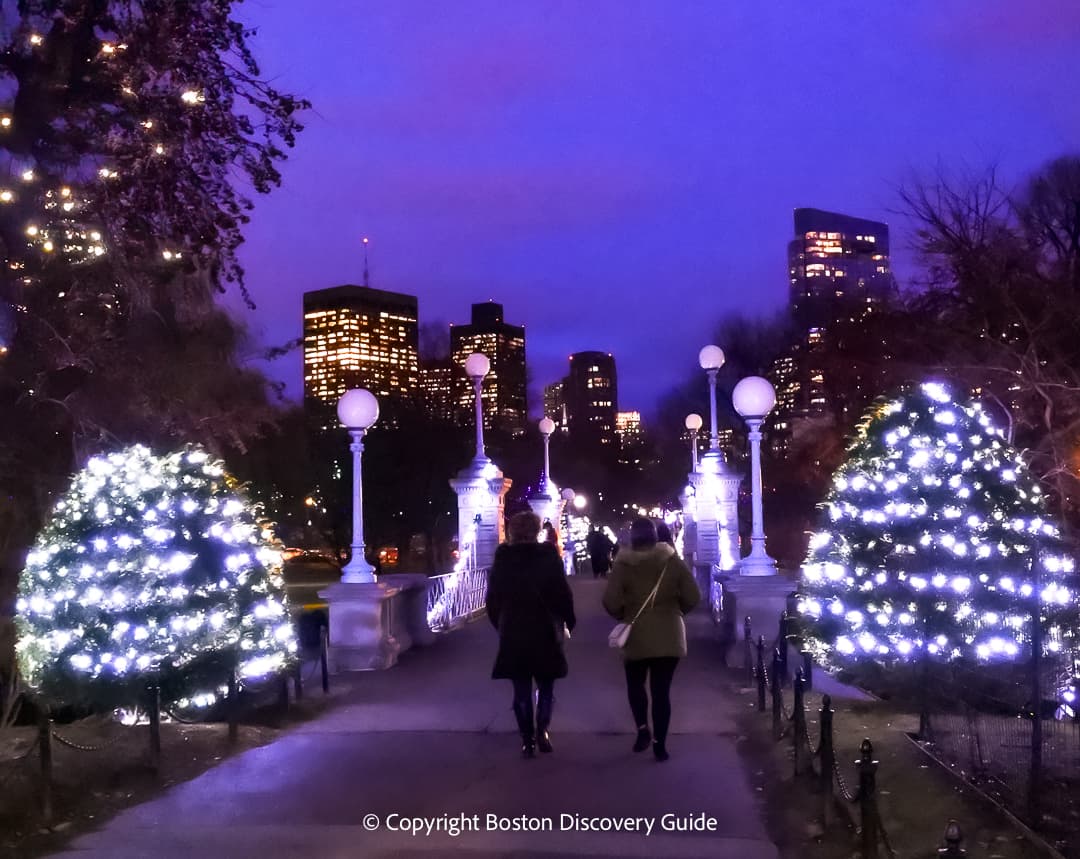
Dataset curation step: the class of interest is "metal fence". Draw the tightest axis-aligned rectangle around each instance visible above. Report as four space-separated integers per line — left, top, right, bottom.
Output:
425 566 489 633
743 614 969 859
920 661 1080 856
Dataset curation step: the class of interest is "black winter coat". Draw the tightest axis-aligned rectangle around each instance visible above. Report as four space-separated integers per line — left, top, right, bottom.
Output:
486 542 576 680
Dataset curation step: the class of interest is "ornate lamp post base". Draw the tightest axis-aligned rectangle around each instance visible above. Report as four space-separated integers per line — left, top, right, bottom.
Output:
317 581 401 671
739 538 777 577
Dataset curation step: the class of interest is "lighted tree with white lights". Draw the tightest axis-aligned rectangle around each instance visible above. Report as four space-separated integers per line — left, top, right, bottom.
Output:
799 382 1077 681
0 3 308 609
16 445 297 710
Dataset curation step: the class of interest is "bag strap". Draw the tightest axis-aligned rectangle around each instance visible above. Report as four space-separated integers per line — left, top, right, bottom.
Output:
628 560 670 625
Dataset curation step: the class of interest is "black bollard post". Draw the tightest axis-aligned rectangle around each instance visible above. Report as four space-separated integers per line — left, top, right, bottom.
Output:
771 648 783 739
227 672 239 744
756 635 766 712
802 649 814 691
858 738 879 859
777 612 789 686
293 658 303 701
820 695 834 827
320 625 330 694
148 685 161 774
793 669 807 777
938 820 966 856
38 705 52 826
743 616 753 687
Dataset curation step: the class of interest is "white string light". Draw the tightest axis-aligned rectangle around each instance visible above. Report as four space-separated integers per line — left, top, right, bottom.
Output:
15 445 297 709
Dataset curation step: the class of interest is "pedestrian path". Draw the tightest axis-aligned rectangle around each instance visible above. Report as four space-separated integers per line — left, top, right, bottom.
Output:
52 579 779 858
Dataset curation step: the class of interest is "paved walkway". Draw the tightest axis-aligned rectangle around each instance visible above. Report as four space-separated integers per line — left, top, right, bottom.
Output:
53 579 779 858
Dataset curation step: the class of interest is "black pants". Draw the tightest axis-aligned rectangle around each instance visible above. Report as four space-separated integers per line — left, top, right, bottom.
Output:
624 657 679 743
511 676 555 731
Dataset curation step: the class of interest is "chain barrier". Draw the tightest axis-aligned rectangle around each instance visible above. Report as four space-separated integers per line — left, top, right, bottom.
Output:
50 725 127 752
745 615 904 859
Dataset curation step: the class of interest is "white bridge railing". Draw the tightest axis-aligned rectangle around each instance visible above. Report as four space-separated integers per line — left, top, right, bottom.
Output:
425 566 490 632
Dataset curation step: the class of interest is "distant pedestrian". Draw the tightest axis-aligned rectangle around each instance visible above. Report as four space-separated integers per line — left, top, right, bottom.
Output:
586 526 614 578
602 517 700 761
542 521 561 555
486 511 577 758
655 521 675 548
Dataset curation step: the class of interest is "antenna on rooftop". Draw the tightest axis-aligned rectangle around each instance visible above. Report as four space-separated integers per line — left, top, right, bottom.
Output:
362 236 370 287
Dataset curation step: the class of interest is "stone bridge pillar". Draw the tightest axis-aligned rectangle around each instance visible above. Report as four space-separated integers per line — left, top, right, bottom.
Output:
450 458 512 569
689 450 741 574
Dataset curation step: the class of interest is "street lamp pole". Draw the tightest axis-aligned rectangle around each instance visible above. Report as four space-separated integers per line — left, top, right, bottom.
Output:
698 345 725 452
337 389 380 583
465 353 491 464
539 417 555 481
733 376 777 576
685 413 703 470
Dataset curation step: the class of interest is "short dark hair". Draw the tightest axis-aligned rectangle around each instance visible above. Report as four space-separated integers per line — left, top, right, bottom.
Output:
508 511 541 544
630 517 657 550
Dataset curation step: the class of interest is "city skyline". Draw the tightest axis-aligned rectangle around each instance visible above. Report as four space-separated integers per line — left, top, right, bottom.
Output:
235 1 1080 417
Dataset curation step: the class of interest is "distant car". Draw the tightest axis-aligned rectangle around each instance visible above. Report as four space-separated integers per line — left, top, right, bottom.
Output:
281 552 342 648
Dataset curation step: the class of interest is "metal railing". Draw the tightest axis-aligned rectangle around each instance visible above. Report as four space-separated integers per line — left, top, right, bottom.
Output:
425 566 489 632
743 613 969 859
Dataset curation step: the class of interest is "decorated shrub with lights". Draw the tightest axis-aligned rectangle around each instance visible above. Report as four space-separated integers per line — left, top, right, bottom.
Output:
799 382 1077 683
16 445 297 711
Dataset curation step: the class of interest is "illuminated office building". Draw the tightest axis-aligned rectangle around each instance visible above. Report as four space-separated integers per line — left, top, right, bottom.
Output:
543 379 569 433
615 411 643 448
772 209 893 454
788 207 892 330
303 284 419 431
450 302 527 435
566 351 618 446
420 358 455 423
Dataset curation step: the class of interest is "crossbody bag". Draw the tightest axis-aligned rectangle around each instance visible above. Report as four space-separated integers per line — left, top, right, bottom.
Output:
608 561 669 649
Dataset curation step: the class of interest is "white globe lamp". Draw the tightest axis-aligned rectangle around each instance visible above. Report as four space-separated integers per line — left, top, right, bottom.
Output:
685 412 703 470
464 352 491 463
732 376 777 419
733 376 777 576
698 345 725 452
337 389 379 582
337 388 380 430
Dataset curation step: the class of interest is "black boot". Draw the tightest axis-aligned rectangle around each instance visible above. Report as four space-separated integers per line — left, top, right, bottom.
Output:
512 698 535 758
536 688 554 753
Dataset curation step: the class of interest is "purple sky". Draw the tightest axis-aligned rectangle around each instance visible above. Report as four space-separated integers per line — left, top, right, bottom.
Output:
234 0 1080 419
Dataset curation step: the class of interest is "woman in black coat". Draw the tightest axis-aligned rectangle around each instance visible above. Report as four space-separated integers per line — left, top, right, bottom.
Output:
486 511 576 758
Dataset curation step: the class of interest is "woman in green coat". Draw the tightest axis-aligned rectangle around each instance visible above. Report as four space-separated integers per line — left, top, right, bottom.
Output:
602 517 700 761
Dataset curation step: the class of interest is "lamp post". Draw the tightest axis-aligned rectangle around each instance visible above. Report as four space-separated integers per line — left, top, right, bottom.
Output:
465 352 491 464
685 413 703 470
733 376 777 576
337 388 380 583
539 416 556 483
698 345 726 452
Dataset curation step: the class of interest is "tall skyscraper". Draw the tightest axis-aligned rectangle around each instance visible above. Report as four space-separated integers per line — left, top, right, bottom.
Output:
419 357 455 423
771 208 893 453
566 351 618 446
303 284 419 431
450 302 527 435
543 379 569 433
788 208 892 330
615 411 643 447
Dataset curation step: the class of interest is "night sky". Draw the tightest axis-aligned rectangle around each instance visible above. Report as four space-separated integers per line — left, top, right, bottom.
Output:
235 0 1080 419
